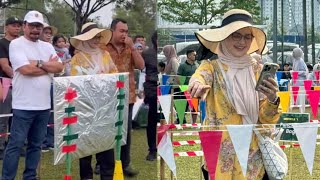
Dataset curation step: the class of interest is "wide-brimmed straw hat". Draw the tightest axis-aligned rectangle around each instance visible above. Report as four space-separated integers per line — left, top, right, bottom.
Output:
195 9 266 55
70 22 112 49
43 23 58 35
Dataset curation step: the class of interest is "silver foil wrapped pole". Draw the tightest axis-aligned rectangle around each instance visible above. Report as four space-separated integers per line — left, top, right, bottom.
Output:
53 73 129 165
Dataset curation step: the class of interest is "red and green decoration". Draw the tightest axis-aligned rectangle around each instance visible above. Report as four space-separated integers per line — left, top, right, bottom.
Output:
113 75 125 180
63 87 78 180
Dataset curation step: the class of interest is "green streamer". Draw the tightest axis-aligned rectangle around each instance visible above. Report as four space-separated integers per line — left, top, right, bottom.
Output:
116 75 125 161
63 134 79 141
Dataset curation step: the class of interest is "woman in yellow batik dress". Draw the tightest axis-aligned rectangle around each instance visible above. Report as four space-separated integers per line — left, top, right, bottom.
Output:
188 9 282 180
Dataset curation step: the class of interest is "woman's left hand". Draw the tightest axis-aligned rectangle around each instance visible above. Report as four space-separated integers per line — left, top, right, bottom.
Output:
257 77 279 102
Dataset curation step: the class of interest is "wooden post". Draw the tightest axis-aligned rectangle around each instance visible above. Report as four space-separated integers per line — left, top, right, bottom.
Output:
170 86 175 180
160 119 166 180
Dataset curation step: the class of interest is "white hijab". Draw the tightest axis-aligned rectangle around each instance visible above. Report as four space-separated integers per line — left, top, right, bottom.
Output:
216 42 260 124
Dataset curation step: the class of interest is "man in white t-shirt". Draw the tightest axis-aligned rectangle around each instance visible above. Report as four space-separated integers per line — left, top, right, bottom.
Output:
1 10 63 180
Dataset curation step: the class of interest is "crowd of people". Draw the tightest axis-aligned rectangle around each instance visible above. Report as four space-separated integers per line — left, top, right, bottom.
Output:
0 7 319 180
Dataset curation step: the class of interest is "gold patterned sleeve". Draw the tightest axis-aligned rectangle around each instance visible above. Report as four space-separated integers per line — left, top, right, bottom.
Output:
189 60 214 86
70 53 81 76
258 99 282 124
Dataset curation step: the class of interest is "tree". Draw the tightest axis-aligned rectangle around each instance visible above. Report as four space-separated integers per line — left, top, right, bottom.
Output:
158 0 261 26
62 0 126 35
227 0 261 23
113 0 156 45
0 0 20 8
5 0 74 36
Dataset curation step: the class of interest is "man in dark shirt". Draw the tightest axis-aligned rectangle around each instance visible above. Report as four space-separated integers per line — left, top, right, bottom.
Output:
0 17 22 159
177 49 199 123
142 31 158 161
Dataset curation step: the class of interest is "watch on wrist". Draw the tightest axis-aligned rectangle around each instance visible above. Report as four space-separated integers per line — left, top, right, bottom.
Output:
37 60 44 68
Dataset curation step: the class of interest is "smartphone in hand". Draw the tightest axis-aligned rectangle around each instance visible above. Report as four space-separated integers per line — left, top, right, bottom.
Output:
255 63 279 91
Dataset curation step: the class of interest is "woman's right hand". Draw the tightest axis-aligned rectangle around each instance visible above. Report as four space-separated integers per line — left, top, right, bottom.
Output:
188 81 211 100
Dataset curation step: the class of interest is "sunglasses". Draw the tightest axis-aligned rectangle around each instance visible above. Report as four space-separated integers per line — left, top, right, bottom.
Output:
231 32 254 42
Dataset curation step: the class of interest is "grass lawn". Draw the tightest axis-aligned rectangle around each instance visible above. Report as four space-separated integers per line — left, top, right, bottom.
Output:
0 129 157 180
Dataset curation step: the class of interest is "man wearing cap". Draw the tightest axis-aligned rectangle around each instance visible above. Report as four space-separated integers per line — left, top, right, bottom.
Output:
1 10 63 180
101 18 144 177
0 16 23 160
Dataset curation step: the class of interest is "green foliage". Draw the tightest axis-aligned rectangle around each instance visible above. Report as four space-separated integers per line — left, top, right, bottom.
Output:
5 0 74 36
158 0 261 25
114 0 156 45
0 0 21 8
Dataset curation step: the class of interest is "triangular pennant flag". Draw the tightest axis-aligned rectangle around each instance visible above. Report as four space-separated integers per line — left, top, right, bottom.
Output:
158 95 172 123
307 90 320 119
174 99 187 125
162 75 170 85
157 124 171 145
303 80 312 101
277 92 290 112
157 86 161 96
160 85 171 95
199 131 223 180
226 125 253 177
276 72 283 85
184 91 194 110
315 71 320 81
191 98 199 112
303 80 312 91
200 100 206 123
158 133 177 177
179 76 187 85
314 86 320 91
291 71 299 85
292 123 318 175
291 86 300 105
179 85 188 92
2 78 11 103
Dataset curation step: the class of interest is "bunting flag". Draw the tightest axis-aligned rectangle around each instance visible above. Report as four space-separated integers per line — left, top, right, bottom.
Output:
158 95 172 123
157 124 171 145
1 78 11 103
200 100 206 123
179 85 189 92
199 131 223 180
315 71 320 81
291 71 298 85
157 86 161 96
174 99 187 125
307 90 320 119
160 85 171 95
162 75 170 85
158 133 177 177
184 91 194 110
292 122 318 175
276 72 283 85
277 92 290 112
303 80 312 101
179 76 187 85
226 125 253 177
314 86 320 91
291 86 300 105
191 98 199 112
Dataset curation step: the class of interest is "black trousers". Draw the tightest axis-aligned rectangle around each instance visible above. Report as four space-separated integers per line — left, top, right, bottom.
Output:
144 96 158 152
79 104 133 179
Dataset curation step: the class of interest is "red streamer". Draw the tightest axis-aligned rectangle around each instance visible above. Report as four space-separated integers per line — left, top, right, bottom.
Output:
64 175 72 180
63 116 78 125
62 144 77 153
64 87 77 102
116 81 124 88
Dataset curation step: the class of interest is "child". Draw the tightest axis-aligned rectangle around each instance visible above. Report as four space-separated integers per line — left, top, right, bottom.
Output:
52 34 72 76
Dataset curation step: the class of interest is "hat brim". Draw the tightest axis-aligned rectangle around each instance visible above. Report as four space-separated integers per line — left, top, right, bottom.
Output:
70 28 112 49
44 26 58 35
25 20 44 25
195 21 266 55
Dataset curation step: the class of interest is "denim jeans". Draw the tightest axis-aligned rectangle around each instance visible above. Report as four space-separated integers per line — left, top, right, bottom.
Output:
1 109 50 180
0 88 12 151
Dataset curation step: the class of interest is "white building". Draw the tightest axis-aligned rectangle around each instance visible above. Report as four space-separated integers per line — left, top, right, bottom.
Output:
257 0 291 31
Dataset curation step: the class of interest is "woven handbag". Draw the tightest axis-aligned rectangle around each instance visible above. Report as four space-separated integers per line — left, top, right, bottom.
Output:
254 129 288 180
